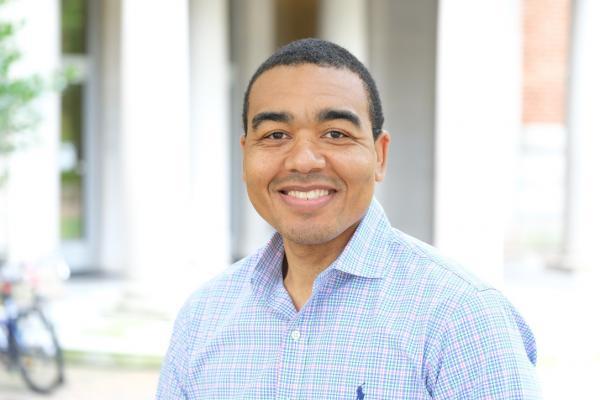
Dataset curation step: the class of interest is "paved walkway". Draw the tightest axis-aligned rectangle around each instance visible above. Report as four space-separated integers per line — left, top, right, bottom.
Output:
1 277 168 399
504 262 600 399
47 278 173 366
0 365 159 400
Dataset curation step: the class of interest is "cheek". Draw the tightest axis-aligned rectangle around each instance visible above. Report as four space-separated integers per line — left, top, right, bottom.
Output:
244 154 271 183
243 153 281 199
334 150 377 183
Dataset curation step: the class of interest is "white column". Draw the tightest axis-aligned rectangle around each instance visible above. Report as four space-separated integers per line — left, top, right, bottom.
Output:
368 0 437 244
560 0 600 271
231 0 276 258
120 1 193 306
98 0 125 274
1 0 60 263
318 0 367 63
189 0 230 278
436 0 522 286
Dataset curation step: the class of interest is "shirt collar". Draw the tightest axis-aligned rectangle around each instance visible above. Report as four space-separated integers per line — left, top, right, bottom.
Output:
250 197 393 288
330 198 392 279
249 232 285 292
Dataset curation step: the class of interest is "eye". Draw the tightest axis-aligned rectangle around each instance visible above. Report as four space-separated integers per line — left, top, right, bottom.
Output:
264 131 288 140
323 130 348 139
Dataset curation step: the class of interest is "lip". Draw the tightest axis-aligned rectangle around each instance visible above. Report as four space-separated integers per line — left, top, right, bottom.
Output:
277 184 337 192
275 186 337 212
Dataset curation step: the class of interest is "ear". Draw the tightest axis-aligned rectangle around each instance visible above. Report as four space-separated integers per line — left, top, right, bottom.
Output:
240 134 247 182
374 130 390 182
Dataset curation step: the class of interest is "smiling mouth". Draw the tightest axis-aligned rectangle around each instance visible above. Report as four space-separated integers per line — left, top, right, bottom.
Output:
280 189 334 200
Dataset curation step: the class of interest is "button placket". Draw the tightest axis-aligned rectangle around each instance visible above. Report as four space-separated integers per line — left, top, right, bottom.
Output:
277 314 309 399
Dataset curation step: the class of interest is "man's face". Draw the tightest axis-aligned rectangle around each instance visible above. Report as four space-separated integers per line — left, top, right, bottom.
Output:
241 64 390 246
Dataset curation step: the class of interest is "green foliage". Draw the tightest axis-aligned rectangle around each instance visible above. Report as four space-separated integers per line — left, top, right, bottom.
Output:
0 0 75 186
61 0 86 54
0 15 44 155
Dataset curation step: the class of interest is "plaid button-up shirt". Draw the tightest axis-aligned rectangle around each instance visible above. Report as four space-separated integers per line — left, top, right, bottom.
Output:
157 200 540 399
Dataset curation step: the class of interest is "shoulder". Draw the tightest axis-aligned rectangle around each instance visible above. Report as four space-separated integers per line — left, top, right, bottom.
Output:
385 227 528 316
381 228 536 359
176 250 261 328
386 228 537 356
157 252 263 397
387 228 491 292
377 228 494 321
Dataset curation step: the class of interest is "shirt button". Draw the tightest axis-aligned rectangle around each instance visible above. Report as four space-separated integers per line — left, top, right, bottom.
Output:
291 329 301 341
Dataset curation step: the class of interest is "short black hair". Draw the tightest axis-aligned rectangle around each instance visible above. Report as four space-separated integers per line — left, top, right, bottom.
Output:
242 38 384 139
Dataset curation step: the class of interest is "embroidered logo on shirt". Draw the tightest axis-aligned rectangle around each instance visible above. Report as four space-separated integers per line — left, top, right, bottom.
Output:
356 383 365 399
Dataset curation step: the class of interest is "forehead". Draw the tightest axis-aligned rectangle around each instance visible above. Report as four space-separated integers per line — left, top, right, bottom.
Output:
248 64 370 120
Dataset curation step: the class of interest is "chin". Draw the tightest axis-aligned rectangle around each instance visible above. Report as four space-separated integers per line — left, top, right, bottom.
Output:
279 225 344 246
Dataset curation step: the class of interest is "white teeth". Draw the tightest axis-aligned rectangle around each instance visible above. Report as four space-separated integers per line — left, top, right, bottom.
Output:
287 189 330 200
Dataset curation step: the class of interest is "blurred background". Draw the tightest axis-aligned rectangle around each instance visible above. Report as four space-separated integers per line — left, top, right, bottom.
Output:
0 0 598 398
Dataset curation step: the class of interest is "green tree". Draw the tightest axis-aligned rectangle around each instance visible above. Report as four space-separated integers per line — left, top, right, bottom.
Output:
0 0 72 186
0 2 43 153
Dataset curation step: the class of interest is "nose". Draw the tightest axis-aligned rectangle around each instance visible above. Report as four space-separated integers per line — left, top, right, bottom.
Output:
284 136 326 174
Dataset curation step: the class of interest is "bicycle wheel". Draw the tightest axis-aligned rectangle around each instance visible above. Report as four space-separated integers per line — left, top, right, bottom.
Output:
0 318 10 367
12 307 64 393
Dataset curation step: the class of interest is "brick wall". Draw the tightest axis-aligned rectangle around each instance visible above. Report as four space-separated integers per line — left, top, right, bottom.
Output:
522 0 571 124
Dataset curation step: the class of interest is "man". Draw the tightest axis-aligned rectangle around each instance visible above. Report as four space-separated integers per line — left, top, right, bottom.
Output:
157 38 540 399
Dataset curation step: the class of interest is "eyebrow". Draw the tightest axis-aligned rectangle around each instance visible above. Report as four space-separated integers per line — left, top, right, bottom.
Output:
251 108 362 131
317 108 361 128
251 111 293 130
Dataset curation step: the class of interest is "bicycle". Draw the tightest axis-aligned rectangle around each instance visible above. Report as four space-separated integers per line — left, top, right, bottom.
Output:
0 259 65 393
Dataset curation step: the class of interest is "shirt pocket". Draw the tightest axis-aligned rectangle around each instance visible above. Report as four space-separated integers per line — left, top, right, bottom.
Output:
354 328 431 399
302 326 430 399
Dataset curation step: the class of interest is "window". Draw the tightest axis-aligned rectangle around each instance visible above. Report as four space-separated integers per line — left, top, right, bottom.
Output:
60 0 87 241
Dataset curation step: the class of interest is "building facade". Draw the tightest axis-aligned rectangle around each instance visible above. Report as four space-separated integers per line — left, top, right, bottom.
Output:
0 0 597 304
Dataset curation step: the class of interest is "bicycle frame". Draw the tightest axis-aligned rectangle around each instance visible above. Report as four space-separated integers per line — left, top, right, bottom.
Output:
0 265 65 393
0 282 21 368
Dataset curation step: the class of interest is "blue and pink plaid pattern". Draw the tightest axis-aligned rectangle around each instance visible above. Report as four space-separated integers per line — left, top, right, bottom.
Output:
157 199 540 399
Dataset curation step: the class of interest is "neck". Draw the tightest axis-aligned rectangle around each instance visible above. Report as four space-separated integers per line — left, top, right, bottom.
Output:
282 224 358 310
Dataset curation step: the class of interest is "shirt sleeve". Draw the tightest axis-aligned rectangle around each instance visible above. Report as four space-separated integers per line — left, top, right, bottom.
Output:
430 288 541 399
156 300 192 399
